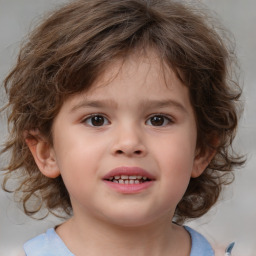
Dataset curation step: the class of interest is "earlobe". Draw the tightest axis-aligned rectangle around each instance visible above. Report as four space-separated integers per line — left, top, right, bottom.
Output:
191 148 216 178
25 130 60 178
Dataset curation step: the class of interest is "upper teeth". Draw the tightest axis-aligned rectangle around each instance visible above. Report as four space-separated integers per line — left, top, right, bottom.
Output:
108 175 148 184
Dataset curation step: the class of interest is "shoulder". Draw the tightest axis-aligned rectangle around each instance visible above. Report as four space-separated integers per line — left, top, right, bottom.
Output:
184 226 214 256
23 228 74 256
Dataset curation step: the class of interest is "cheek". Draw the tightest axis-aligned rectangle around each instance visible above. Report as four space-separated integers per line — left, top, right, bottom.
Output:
156 133 196 172
155 135 196 200
162 152 193 194
53 139 97 189
54 128 110 173
55 147 99 207
54 128 104 166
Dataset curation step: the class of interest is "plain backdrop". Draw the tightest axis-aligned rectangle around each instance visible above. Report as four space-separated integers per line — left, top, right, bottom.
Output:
0 0 255 255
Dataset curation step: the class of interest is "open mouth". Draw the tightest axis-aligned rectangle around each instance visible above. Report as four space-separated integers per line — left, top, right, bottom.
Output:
103 167 154 193
106 175 151 184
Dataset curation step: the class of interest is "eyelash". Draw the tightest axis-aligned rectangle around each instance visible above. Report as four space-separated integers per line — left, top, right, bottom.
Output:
82 114 110 127
81 113 174 127
145 114 174 127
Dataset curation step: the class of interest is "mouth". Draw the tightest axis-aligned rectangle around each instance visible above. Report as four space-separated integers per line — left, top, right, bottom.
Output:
106 175 151 184
103 166 155 193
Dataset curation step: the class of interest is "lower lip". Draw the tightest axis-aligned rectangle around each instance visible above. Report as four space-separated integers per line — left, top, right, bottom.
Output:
103 180 154 194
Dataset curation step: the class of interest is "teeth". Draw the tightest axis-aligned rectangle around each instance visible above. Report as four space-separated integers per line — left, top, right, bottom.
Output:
108 175 150 184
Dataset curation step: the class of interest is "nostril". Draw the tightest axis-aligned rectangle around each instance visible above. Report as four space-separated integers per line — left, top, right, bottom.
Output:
115 149 143 155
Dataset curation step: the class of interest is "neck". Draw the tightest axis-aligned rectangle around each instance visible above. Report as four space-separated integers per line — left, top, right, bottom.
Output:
56 213 191 256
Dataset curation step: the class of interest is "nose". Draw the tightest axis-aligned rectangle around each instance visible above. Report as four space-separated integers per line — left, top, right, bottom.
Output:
111 125 147 157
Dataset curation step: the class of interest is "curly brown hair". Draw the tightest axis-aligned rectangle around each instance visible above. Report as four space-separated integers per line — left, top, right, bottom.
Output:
1 0 244 223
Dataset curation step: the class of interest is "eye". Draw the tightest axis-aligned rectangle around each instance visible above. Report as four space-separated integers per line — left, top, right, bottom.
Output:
83 115 110 127
146 115 173 126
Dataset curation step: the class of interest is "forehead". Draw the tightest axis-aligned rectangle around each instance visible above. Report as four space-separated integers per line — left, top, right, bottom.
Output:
61 48 192 113
86 49 184 96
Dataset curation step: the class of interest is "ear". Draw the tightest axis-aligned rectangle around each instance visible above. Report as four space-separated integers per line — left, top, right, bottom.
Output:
191 147 216 178
25 130 60 178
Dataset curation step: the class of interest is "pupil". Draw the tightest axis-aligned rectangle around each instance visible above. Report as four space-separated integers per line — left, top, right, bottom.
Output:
151 116 164 126
92 116 104 126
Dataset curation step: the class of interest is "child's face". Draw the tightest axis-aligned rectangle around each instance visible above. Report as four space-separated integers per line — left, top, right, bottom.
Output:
36 50 209 227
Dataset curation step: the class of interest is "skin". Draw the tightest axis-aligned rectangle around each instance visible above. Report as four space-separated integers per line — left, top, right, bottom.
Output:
27 49 214 256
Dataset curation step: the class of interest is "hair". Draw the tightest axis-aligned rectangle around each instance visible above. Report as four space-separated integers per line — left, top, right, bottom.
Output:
1 0 244 223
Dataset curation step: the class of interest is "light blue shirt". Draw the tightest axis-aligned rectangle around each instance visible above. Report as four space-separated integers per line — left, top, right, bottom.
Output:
24 226 214 256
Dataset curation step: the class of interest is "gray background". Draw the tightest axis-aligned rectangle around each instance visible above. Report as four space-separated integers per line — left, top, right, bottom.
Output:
0 0 255 255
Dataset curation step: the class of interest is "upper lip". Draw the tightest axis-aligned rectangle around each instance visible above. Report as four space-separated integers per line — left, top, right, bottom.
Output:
103 166 155 180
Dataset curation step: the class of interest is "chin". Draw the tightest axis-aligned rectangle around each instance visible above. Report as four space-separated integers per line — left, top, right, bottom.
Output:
101 209 163 229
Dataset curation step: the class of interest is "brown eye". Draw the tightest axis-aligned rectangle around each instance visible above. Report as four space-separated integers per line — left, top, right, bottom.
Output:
84 115 109 126
146 115 172 126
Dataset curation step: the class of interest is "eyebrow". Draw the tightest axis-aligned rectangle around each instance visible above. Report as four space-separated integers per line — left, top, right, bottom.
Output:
70 99 187 114
141 99 187 113
70 99 117 113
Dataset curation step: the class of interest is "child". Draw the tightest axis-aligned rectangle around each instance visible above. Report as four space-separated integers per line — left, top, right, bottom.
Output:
1 0 244 255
